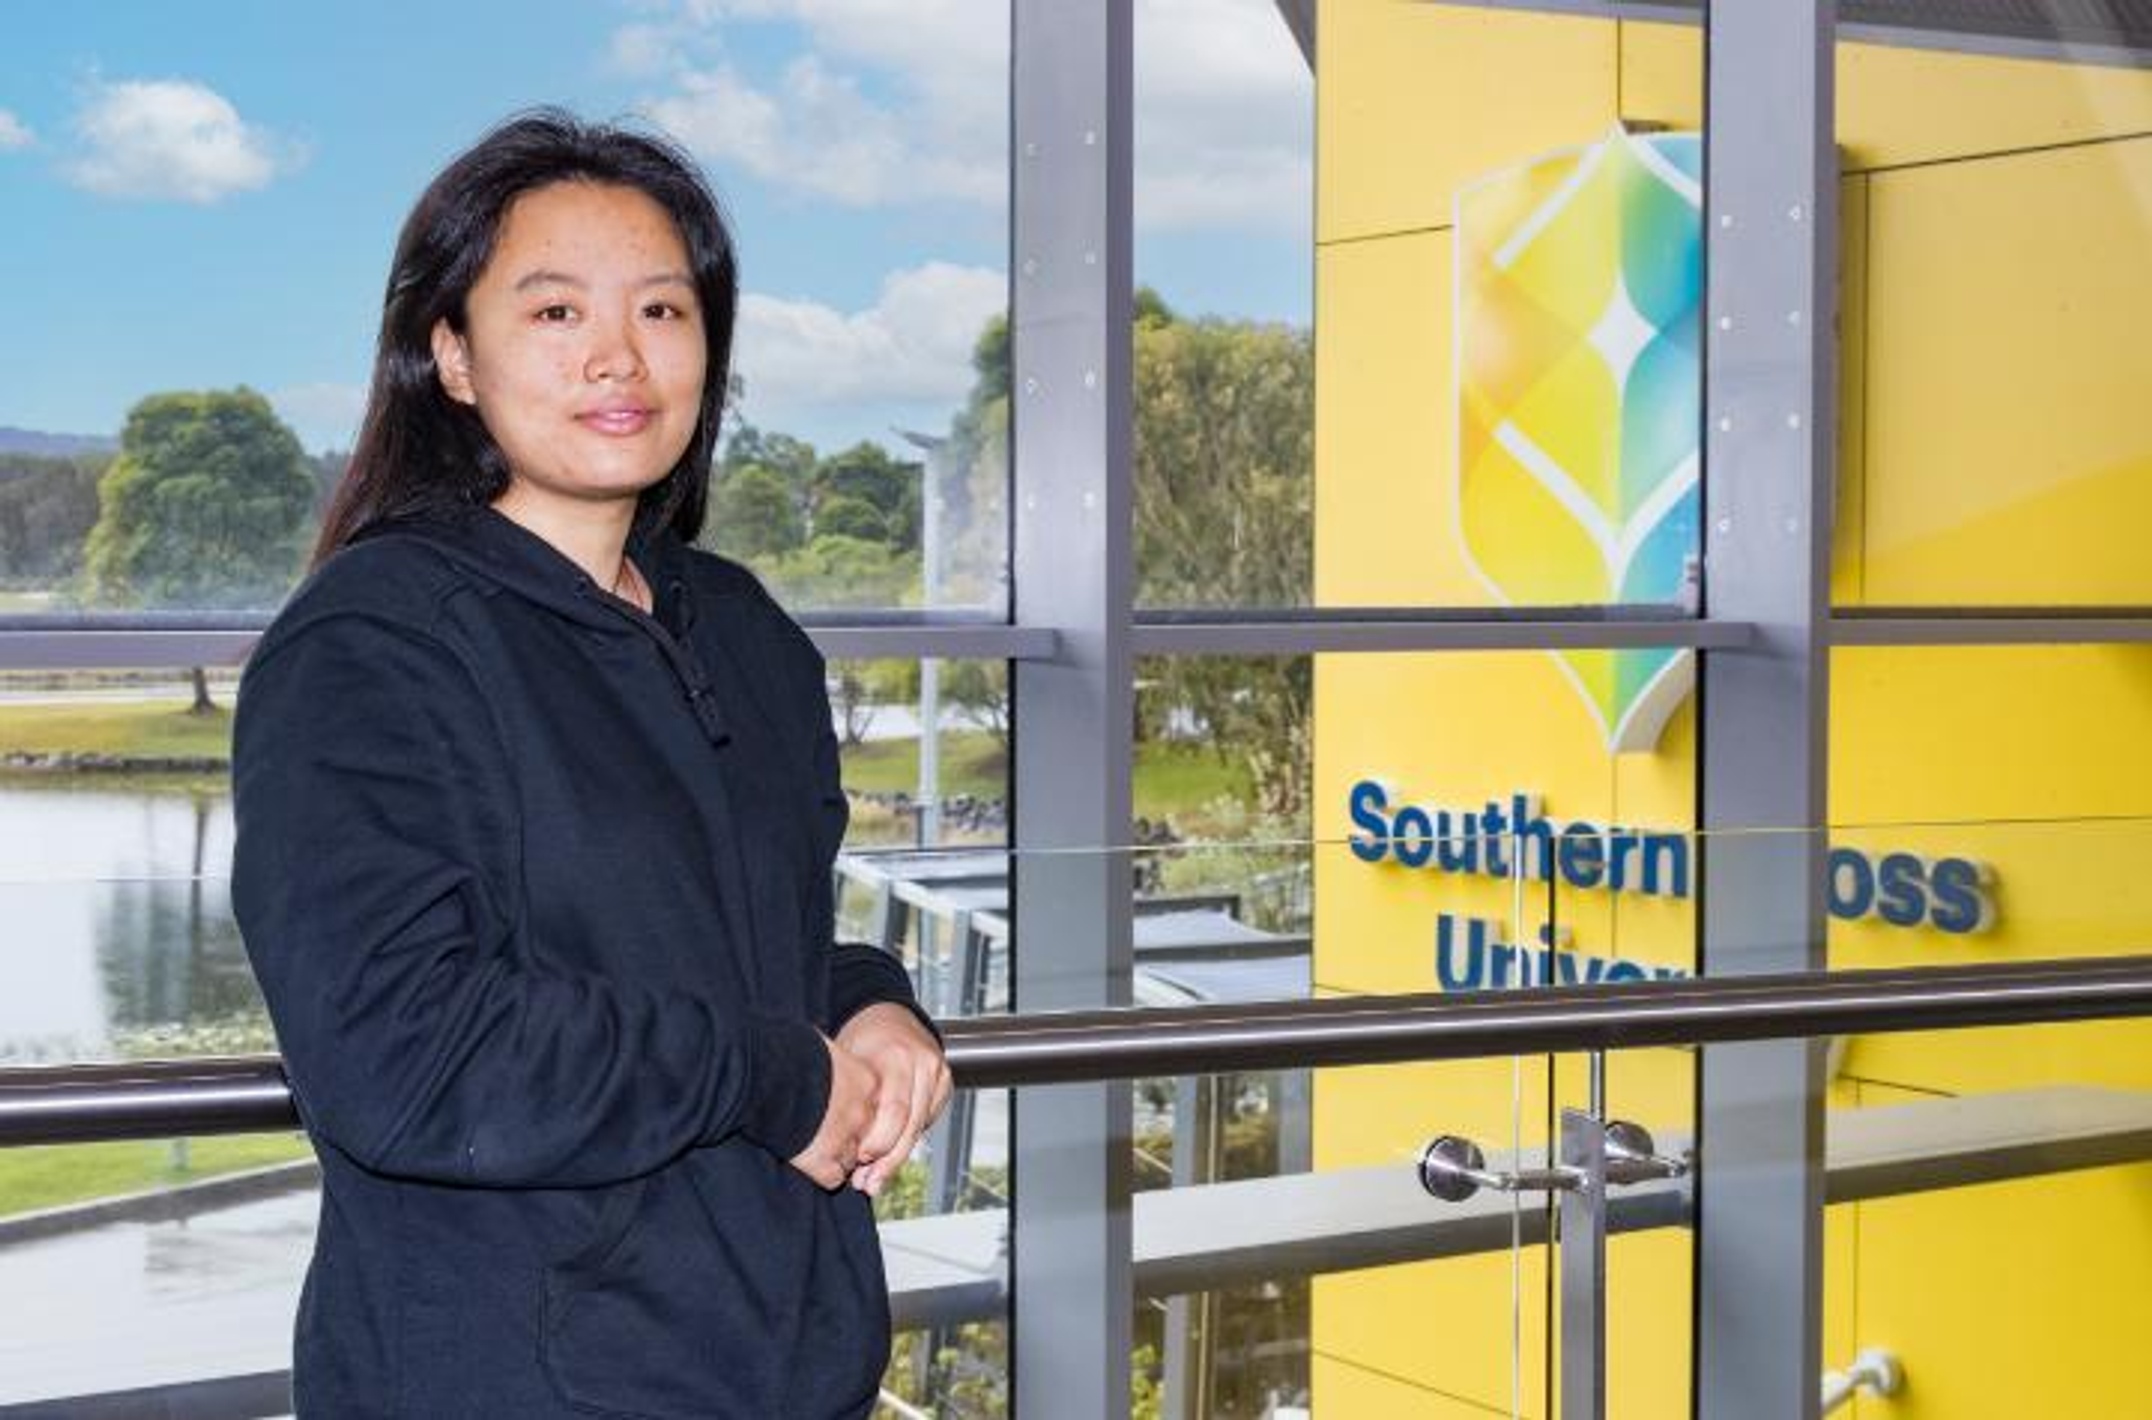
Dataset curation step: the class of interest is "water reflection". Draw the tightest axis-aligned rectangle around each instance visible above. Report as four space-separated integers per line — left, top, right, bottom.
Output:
0 785 259 1064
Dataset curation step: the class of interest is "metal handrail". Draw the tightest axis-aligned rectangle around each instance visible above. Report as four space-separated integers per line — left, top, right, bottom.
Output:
5 955 2151 1146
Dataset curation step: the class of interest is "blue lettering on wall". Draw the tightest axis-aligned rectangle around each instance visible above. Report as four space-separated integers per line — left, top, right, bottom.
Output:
1355 781 1999 935
1434 913 1689 991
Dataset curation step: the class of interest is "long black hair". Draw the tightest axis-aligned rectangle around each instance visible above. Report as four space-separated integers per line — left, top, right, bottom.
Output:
316 108 738 562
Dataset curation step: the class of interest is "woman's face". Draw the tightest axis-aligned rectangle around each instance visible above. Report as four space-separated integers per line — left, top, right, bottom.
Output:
431 180 708 520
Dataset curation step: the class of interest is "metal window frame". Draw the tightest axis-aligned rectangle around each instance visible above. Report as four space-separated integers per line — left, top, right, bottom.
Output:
8 2 2150 1418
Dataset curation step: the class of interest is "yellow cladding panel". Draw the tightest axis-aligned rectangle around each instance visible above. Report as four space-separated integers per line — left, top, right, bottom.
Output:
1572 1230 1691 1420
1318 1 1615 244
1847 1085 2152 1419
1314 1255 1550 1414
1826 644 2152 1127
1617 22 1702 130
1311 1351 1532 1418
1313 1058 1552 1172
1315 232 1483 607
1834 175 1868 606
1838 38 2152 171
1613 19 2152 167
1830 647 2152 825
1862 140 2152 604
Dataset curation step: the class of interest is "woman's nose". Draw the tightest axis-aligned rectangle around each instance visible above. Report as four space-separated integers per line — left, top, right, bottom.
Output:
583 315 647 383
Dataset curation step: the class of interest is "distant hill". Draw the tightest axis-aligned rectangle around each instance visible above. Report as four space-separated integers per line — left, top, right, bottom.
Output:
0 427 118 457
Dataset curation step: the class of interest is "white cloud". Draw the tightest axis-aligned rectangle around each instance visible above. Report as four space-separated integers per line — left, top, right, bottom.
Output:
0 110 33 151
647 56 996 207
627 0 1308 232
66 78 299 203
732 261 1002 419
630 0 1005 210
271 382 368 453
1132 0 1312 232
606 23 678 77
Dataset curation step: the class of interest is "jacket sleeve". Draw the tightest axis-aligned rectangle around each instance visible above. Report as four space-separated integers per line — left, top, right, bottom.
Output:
232 610 832 1188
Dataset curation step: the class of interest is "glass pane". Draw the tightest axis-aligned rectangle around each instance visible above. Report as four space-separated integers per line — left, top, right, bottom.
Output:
0 1098 1015 1415
0 1133 315 1408
0 668 241 1065
1316 3 1704 612
1131 0 1313 613
1833 28 2152 608
0 658 1008 1063
1 4 1008 614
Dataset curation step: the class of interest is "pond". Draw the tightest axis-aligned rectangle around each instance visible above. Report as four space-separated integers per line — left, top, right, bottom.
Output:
0 784 253 1065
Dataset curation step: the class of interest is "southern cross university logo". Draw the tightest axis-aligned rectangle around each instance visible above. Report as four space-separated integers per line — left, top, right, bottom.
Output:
1455 125 1702 752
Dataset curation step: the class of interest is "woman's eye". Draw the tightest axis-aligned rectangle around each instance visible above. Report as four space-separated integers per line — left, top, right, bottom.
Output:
643 302 688 321
535 304 575 323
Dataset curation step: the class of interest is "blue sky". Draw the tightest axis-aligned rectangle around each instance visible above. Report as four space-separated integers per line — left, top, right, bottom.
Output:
0 0 1311 456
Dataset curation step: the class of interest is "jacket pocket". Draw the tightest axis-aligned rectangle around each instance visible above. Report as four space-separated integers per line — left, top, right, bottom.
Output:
539 1161 803 1418
550 1175 649 1278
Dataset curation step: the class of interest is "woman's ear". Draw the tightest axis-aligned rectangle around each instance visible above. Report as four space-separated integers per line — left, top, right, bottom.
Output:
430 319 477 406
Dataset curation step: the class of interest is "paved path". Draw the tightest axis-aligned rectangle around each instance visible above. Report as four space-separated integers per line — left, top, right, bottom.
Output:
0 1191 312 1406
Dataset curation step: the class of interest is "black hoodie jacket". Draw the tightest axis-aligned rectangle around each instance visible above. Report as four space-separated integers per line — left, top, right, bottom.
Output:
231 507 927 1417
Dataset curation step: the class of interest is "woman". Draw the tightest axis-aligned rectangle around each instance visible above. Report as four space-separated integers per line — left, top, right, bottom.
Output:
233 110 950 1417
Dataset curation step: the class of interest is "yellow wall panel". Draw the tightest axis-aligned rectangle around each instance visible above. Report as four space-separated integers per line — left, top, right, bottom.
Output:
1314 1058 1552 1171
1312 1350 1531 1419
1600 1230 1691 1420
1838 38 2152 172
1315 1254 1550 1414
1598 17 2152 170
1616 21 1701 130
1828 643 2152 1112
1846 1083 2152 1419
1318 0 1616 244
1314 233 1477 607
1830 647 2152 826
1861 140 2152 604
1834 175 1870 606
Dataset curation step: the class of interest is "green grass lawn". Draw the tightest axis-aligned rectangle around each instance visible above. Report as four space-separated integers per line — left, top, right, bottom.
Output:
0 698 234 759
0 1133 315 1219
0 700 1255 825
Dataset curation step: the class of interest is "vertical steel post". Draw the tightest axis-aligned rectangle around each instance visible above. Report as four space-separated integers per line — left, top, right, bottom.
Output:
1559 1109 1610 1420
1009 0 1137 1415
1697 3 1838 1419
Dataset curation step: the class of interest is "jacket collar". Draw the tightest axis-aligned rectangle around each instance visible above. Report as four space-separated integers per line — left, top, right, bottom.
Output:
372 505 695 637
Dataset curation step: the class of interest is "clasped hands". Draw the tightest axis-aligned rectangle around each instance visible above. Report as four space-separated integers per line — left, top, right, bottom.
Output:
789 1002 953 1196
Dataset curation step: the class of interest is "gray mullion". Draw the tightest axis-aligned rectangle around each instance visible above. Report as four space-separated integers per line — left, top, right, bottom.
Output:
1008 0 1137 1415
1830 616 2152 646
1411 0 2152 69
0 626 1062 671
1697 4 1838 1419
808 626 1057 661
1131 617 1750 655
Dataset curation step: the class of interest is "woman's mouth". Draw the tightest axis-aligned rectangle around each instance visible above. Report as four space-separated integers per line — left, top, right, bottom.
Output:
577 406 654 436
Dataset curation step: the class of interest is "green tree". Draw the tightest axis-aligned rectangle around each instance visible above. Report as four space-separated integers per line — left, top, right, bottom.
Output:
0 453 105 586
723 422 819 497
710 462 805 560
84 389 316 611
1133 313 1313 820
814 493 890 544
943 659 1009 752
934 294 1314 820
814 441 920 554
763 533 918 609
